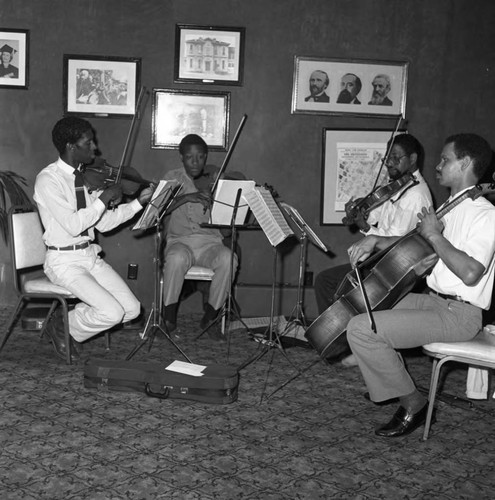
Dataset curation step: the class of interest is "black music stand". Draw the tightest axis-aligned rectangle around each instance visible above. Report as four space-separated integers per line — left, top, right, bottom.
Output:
194 186 253 345
279 203 329 335
126 183 192 362
235 186 308 402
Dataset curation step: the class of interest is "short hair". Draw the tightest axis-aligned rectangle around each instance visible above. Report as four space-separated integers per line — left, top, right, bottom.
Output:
311 69 329 87
51 117 92 155
373 74 391 89
445 133 493 180
179 134 208 155
389 133 425 171
343 73 362 94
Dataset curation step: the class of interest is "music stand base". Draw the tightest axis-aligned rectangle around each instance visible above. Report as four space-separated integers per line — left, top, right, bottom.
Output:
126 308 192 363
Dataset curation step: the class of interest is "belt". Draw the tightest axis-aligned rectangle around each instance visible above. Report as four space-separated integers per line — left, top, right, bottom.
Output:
427 288 471 305
47 242 91 251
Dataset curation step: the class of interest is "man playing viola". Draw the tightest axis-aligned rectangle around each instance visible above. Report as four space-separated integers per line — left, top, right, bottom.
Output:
161 134 243 340
314 133 433 365
346 133 495 437
34 117 154 362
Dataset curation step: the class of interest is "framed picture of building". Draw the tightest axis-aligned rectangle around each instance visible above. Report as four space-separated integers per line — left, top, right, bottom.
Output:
174 24 245 86
63 54 141 118
292 56 408 118
0 28 29 89
151 88 231 151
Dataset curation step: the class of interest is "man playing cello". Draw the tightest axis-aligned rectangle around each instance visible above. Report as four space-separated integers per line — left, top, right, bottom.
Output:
346 133 495 437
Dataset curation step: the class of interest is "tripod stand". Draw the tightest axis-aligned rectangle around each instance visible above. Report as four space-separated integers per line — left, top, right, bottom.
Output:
237 246 304 402
126 187 192 362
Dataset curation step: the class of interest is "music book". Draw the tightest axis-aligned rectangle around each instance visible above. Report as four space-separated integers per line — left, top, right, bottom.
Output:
210 179 256 226
243 186 294 247
280 202 329 253
132 180 180 230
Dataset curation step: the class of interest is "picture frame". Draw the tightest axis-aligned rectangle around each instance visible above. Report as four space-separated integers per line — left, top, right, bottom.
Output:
0 28 29 89
292 56 408 118
63 54 141 118
321 127 407 225
174 24 245 86
151 88 230 151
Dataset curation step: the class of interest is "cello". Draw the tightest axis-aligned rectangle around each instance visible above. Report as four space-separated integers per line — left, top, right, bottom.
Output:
305 182 495 358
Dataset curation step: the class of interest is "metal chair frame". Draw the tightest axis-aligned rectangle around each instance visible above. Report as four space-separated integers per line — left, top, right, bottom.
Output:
422 329 495 440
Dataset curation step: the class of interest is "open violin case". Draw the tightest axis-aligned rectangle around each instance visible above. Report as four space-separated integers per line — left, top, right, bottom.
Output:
83 358 239 405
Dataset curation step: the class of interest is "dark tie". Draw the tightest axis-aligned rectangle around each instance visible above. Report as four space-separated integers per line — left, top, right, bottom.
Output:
74 168 88 236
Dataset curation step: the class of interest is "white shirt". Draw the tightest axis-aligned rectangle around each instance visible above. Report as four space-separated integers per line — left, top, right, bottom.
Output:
365 171 432 237
427 188 495 309
34 158 143 247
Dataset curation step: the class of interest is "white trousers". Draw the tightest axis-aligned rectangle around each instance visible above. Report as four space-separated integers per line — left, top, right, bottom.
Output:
44 244 140 342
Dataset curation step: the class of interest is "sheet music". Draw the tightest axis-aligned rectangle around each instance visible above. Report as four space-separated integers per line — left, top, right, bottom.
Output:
243 186 294 247
210 179 256 225
281 202 329 252
132 180 180 230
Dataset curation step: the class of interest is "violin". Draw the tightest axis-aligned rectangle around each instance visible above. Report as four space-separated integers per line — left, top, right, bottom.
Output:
342 172 418 226
82 157 153 196
343 114 406 227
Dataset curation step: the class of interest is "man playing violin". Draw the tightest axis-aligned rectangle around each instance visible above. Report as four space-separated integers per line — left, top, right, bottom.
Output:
346 133 495 437
34 117 154 362
314 133 433 365
161 134 243 340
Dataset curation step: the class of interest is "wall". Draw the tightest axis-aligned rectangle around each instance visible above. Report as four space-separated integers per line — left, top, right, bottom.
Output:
1 0 495 317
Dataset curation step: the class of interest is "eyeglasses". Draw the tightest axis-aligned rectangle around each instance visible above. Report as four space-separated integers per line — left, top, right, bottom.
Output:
385 154 408 166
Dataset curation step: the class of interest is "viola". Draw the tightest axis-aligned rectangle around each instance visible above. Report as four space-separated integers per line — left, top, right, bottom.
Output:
342 172 418 225
82 157 153 196
305 182 495 358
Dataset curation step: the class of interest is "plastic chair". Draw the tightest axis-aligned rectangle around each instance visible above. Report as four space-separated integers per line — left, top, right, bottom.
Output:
422 329 495 440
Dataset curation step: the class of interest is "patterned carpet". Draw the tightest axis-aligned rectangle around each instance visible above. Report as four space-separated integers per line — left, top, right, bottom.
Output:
0 305 494 499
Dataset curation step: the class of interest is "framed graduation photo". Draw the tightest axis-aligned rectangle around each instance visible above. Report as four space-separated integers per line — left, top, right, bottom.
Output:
0 28 29 89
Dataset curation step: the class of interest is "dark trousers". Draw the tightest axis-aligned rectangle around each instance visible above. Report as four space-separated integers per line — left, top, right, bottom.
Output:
314 263 352 315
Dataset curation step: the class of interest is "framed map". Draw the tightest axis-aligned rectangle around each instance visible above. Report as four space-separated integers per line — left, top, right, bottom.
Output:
321 128 406 225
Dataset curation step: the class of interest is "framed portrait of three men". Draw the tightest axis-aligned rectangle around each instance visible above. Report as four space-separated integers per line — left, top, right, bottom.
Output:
291 56 408 118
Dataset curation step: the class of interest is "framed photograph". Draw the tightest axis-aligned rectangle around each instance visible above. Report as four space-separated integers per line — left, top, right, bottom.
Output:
0 28 29 89
321 128 407 225
63 54 141 117
151 88 230 151
292 56 408 118
174 24 245 86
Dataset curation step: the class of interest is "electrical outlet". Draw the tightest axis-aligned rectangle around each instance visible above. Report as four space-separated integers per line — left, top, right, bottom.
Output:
127 263 138 280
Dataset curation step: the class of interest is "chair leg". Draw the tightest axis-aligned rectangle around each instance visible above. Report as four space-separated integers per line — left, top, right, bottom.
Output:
0 297 25 354
39 301 58 340
58 300 72 365
105 332 111 351
423 357 442 440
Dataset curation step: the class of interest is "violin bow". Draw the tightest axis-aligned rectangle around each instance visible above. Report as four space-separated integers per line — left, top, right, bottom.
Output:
370 113 403 192
115 86 148 185
210 114 248 199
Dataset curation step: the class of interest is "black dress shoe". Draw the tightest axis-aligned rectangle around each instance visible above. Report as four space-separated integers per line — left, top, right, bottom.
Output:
44 313 79 362
375 404 429 437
